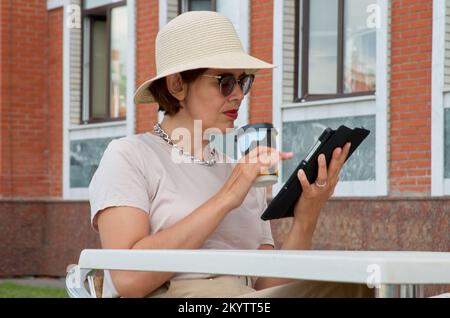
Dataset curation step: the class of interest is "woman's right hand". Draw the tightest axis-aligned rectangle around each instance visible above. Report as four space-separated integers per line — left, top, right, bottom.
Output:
217 146 293 210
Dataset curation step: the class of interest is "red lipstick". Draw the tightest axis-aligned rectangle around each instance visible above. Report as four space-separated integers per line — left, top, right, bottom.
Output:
223 110 238 119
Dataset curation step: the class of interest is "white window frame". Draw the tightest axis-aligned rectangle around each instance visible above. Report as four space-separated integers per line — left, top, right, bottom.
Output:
55 0 135 199
431 0 449 196
272 0 388 197
436 88 450 195
81 1 132 125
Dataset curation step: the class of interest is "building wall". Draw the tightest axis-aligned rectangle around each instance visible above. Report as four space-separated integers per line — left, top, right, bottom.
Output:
270 197 450 297
167 0 178 21
1 197 447 297
0 200 99 277
48 7 64 197
0 0 13 196
271 198 449 252
135 0 160 133
273 0 447 265
390 0 433 195
70 0 82 125
282 0 295 104
0 0 59 197
249 0 273 123
445 0 450 88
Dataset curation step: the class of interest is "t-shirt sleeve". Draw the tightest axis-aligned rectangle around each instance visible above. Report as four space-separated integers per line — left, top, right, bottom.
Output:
258 188 275 247
88 139 153 231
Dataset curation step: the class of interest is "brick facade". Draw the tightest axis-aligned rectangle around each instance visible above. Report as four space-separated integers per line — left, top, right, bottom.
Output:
390 0 433 195
48 8 64 197
0 0 12 196
250 0 273 124
0 0 62 197
135 0 160 133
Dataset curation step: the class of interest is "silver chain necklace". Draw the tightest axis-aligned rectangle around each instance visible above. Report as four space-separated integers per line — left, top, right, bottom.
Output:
153 123 216 167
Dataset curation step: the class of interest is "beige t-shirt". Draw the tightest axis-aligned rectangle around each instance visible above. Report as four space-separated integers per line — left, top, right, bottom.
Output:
88 133 274 297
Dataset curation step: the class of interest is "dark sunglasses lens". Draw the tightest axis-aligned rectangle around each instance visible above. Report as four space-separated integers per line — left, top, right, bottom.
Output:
240 74 254 95
220 75 236 96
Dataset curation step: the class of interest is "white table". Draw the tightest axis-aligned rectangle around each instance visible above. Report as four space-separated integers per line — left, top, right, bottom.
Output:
66 249 450 298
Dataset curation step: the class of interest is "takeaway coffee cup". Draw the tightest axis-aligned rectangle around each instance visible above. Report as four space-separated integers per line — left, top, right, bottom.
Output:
235 123 279 187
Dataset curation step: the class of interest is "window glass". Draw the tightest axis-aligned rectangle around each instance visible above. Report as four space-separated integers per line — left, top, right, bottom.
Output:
110 6 128 118
282 116 376 182
70 137 122 187
91 18 108 119
344 0 376 93
308 0 339 94
189 0 212 11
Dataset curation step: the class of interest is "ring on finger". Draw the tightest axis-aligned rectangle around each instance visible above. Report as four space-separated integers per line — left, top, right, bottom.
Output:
315 181 327 188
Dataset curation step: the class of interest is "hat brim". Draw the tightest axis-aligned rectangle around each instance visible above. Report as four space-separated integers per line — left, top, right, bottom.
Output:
134 52 275 104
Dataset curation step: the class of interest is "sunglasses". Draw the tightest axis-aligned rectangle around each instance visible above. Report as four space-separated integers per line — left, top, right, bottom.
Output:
202 73 255 97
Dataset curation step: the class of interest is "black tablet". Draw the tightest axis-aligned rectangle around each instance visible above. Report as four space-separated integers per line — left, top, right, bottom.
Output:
261 125 370 221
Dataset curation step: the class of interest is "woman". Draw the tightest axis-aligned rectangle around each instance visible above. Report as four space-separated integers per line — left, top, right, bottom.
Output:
89 11 371 298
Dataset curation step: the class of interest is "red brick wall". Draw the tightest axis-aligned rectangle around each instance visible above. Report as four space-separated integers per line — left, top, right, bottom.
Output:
249 0 273 124
0 0 55 197
390 0 432 195
135 0 159 134
48 8 63 197
0 0 12 195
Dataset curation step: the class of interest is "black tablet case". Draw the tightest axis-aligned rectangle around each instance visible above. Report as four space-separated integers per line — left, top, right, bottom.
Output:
261 125 370 221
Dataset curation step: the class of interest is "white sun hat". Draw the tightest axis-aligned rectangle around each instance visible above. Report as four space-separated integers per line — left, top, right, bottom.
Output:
133 10 275 104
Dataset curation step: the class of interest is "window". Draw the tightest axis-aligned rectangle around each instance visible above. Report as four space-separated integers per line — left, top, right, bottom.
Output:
83 2 128 123
275 0 388 197
296 0 376 102
179 0 216 13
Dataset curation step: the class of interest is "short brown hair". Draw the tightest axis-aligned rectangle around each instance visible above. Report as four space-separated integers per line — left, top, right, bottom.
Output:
148 68 208 116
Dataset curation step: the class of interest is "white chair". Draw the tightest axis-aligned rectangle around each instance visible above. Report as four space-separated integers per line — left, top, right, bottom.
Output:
66 249 450 298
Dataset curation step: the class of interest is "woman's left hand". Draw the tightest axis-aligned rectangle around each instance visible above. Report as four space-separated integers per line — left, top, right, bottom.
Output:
292 142 351 229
